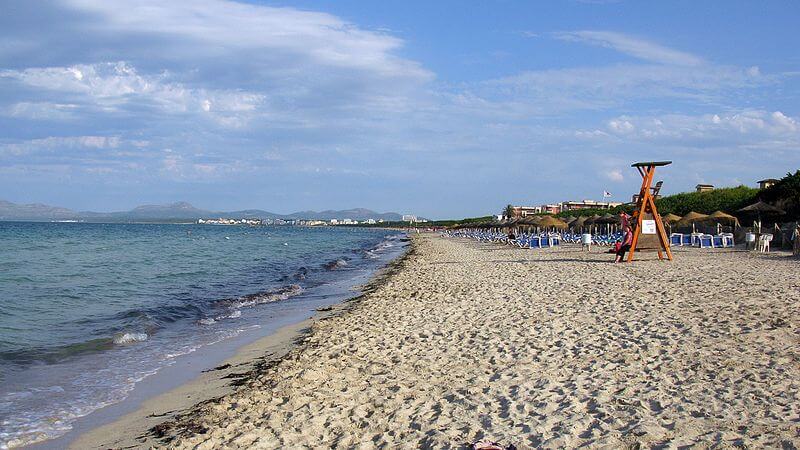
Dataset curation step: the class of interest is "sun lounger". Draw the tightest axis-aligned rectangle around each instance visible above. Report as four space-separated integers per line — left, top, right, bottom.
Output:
697 234 713 248
722 233 734 247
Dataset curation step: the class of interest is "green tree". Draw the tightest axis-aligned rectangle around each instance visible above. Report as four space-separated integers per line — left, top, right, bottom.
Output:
654 186 758 216
503 204 515 218
759 170 800 220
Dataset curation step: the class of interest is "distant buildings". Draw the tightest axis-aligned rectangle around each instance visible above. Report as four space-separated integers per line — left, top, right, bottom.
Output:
197 218 263 226
197 215 412 227
758 178 779 189
511 205 558 217
560 200 623 212
510 200 622 217
695 184 714 193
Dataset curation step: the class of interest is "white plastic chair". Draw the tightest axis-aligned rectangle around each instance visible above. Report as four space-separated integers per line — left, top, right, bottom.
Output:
745 232 757 250
758 234 773 253
581 233 592 251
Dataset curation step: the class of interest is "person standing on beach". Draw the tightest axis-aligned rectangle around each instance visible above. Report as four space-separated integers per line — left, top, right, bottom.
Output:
619 211 630 228
614 224 633 263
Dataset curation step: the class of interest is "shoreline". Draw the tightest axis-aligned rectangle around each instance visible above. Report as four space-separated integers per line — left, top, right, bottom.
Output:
66 238 414 449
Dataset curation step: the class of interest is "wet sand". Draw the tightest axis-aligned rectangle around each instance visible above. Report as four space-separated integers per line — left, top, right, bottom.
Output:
82 234 800 448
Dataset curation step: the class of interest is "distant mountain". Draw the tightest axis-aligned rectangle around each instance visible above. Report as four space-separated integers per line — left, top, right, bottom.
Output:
122 202 214 219
0 200 405 223
0 200 80 221
286 208 403 221
217 209 282 219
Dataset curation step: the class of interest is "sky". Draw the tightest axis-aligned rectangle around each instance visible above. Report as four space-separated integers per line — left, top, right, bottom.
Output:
1 1 798 219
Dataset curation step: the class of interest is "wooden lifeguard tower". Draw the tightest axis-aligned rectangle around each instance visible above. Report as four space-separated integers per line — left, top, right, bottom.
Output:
627 161 673 262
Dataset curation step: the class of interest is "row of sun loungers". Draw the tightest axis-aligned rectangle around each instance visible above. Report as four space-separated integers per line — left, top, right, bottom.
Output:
444 229 738 250
442 230 561 249
561 232 622 246
670 233 735 248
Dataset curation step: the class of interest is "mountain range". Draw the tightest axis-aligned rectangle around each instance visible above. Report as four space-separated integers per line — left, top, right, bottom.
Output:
0 200 405 222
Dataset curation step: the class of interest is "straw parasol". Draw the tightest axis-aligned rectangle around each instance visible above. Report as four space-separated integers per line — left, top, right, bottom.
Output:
704 210 738 234
676 211 709 233
596 213 619 224
661 213 681 234
517 216 540 230
524 215 543 225
583 214 602 233
571 216 588 230
537 216 568 230
737 201 784 232
707 210 739 224
501 218 519 228
593 213 619 234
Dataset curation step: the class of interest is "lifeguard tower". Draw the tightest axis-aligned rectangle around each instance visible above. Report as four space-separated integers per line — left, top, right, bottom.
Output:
627 161 673 262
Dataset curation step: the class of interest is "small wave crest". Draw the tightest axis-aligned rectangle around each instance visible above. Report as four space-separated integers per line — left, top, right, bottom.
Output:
323 258 349 270
112 332 148 345
214 284 304 310
279 266 308 282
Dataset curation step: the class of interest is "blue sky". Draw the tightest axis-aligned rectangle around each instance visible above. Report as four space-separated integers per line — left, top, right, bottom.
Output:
1 1 798 218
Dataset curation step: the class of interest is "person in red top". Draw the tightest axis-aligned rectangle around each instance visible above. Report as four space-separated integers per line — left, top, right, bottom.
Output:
619 211 630 228
615 224 633 263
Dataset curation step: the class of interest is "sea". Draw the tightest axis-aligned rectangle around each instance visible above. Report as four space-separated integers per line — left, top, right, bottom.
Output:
0 222 408 448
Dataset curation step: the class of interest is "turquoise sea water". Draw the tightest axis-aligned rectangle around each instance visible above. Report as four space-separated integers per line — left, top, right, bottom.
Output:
0 222 406 447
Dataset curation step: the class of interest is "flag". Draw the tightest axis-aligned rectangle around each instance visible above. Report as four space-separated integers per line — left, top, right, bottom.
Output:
603 191 612 198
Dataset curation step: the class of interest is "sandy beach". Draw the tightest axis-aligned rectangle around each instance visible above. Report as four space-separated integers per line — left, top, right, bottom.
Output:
82 233 799 449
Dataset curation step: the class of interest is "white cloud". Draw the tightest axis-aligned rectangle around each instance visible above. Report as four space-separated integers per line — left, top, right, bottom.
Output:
476 63 767 116
553 30 704 66
3 102 78 120
771 111 798 132
0 62 265 120
63 0 431 81
608 118 634 133
605 169 624 182
2 135 121 153
595 110 800 147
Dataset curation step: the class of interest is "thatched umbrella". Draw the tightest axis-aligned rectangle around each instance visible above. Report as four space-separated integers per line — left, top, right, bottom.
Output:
537 216 568 230
571 216 588 231
708 210 738 226
677 211 709 233
517 216 539 230
501 218 518 228
661 213 681 234
595 213 617 223
583 214 602 234
707 210 738 223
704 211 738 234
593 213 619 234
525 215 543 225
737 201 784 232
